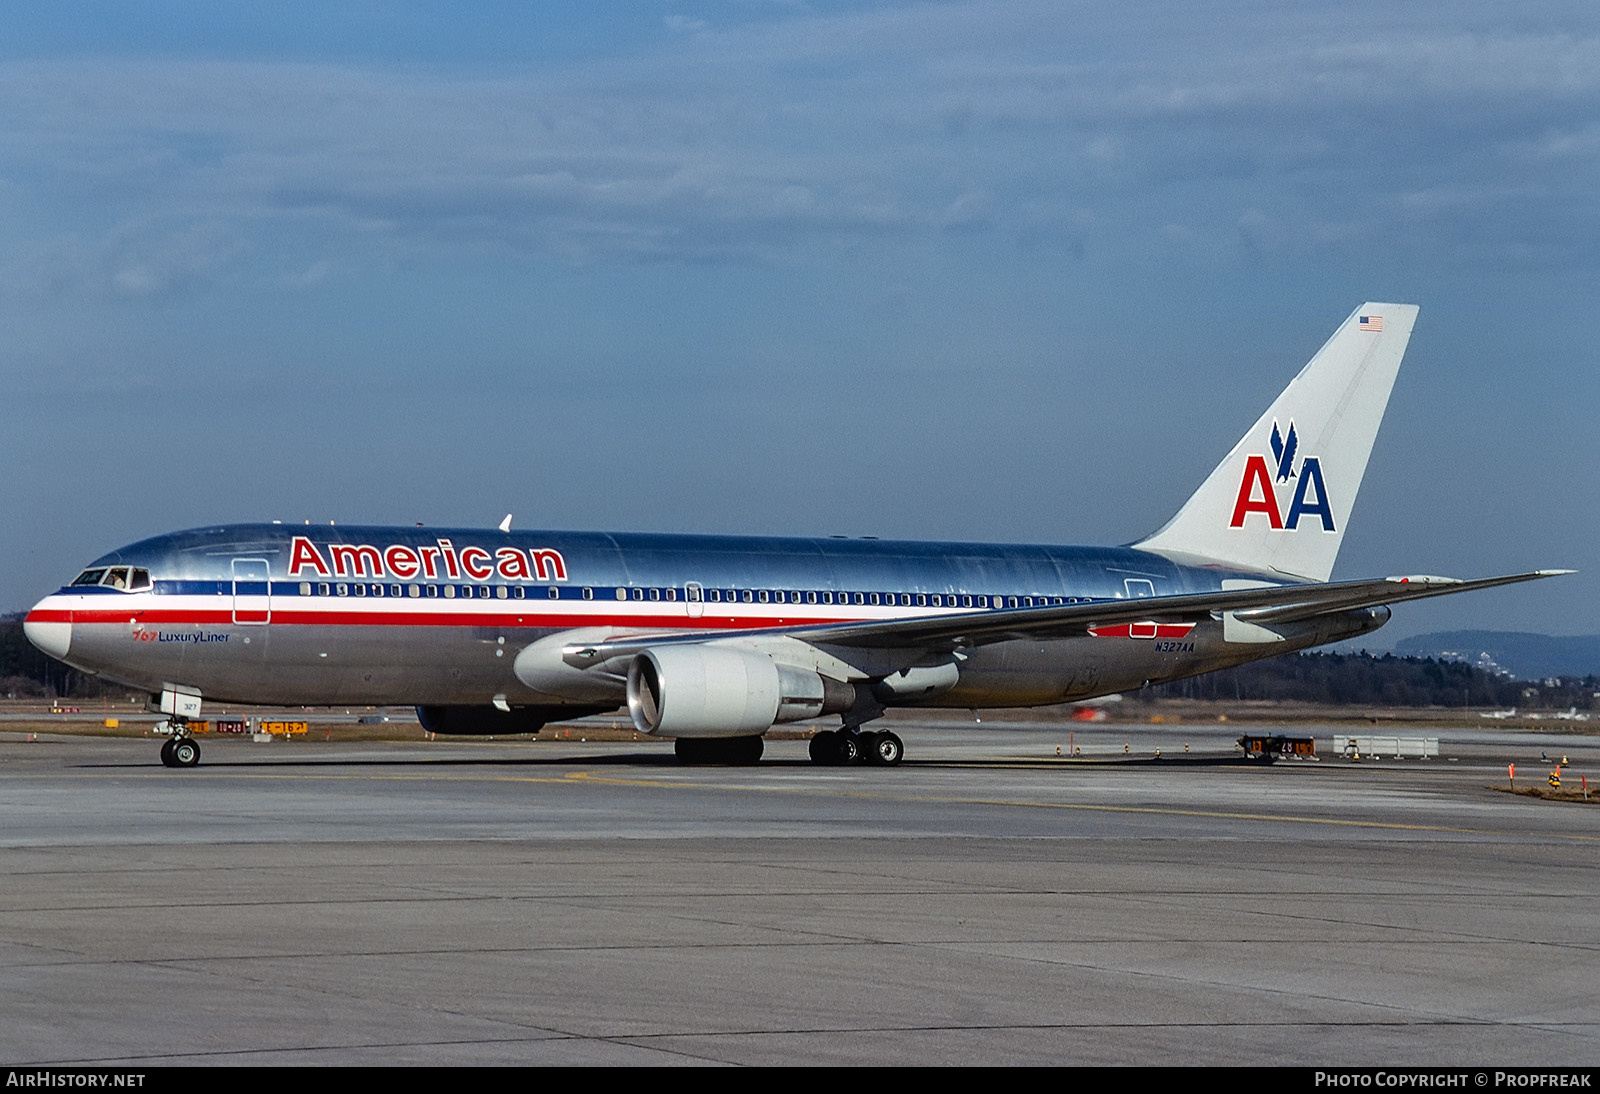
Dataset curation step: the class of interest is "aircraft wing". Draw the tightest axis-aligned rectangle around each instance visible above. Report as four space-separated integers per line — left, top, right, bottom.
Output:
560 569 1570 667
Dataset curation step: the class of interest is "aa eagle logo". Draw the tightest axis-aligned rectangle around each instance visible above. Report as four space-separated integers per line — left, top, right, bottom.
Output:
1229 418 1336 531
1270 420 1297 482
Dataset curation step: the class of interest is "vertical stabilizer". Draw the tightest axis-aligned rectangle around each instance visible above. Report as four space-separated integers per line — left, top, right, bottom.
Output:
1133 303 1418 582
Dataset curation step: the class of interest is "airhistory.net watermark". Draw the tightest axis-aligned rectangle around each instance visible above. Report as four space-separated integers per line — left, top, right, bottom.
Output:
5 1074 145 1088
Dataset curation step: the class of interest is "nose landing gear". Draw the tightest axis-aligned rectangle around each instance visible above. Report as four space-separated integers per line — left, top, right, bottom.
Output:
158 722 201 768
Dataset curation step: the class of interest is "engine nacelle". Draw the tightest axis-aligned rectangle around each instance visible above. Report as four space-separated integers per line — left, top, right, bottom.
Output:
626 645 854 738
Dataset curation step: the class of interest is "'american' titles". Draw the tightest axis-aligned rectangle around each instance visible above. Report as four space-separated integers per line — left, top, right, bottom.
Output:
287 536 568 583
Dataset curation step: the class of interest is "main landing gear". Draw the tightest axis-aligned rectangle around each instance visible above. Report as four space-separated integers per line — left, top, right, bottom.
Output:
809 728 903 766
158 722 201 768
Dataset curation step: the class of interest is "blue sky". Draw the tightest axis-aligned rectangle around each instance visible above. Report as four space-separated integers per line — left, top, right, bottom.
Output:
3 1 1596 641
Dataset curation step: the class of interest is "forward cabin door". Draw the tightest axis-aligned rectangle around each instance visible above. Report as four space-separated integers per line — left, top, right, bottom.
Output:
232 558 272 625
685 582 705 619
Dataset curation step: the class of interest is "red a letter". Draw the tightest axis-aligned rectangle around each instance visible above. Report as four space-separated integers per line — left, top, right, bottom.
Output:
1229 455 1283 528
288 536 331 577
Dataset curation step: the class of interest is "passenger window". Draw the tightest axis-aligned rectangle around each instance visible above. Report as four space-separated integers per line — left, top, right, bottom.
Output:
631 588 644 601
390 585 402 597
853 592 865 605
665 588 677 602
444 585 456 599
319 583 330 596
742 590 753 603
372 584 383 597
548 587 559 599
758 590 769 603
410 584 421 598
496 586 508 599
582 587 594 600
617 588 628 600
807 591 817 604
513 586 524 600
426 585 438 598
299 582 312 596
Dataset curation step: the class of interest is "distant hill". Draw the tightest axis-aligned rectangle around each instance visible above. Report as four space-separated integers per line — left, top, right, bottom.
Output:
1394 631 1600 681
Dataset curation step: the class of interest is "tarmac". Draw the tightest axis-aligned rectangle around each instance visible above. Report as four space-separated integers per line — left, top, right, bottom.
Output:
0 720 1595 1066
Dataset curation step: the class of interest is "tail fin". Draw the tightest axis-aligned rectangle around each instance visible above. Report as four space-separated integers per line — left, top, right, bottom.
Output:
1133 302 1419 582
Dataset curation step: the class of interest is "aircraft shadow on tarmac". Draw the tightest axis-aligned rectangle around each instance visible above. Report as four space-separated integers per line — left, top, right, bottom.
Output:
83 749 1273 772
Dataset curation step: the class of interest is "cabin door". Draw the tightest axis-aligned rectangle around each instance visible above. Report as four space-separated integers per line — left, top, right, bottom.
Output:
232 558 272 625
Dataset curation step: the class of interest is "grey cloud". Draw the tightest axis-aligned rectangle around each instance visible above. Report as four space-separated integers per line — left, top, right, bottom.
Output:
0 2 1594 278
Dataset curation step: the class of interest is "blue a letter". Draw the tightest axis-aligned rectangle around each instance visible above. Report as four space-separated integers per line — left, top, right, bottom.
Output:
1285 457 1336 531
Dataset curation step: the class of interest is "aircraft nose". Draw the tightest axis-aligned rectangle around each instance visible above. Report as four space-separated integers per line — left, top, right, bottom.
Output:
23 603 72 660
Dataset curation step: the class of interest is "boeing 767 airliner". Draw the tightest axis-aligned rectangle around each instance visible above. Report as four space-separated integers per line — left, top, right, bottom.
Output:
23 303 1567 767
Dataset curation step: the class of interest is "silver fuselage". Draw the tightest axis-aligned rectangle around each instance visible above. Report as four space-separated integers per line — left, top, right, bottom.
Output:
25 523 1385 710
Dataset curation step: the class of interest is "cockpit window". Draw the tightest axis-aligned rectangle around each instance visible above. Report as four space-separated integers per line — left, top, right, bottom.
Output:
71 566 151 592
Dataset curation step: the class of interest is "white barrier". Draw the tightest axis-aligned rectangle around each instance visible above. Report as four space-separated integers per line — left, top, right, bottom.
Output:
1333 734 1438 759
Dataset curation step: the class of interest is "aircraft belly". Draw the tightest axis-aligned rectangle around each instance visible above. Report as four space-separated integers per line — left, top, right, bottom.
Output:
936 636 1179 707
69 621 568 707
934 621 1276 707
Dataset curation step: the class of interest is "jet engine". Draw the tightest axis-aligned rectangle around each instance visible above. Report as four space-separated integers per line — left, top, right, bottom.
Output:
626 645 855 738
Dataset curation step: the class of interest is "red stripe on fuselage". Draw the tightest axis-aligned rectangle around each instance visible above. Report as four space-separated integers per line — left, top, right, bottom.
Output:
61 607 866 630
